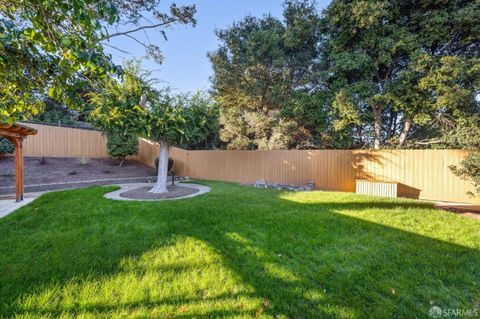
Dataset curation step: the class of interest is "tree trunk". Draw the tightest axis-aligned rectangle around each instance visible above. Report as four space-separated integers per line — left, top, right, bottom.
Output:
373 105 382 150
398 117 412 148
150 140 169 193
386 109 397 140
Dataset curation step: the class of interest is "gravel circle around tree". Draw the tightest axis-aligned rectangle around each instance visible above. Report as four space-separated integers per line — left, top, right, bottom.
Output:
104 183 211 202
120 185 199 200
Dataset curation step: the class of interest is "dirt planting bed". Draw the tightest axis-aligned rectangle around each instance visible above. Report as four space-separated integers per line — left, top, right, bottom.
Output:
0 157 157 194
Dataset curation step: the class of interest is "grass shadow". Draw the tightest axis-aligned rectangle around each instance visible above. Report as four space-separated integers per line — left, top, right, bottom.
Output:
0 182 479 318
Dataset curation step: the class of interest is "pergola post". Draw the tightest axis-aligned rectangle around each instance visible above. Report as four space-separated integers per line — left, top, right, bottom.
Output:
14 138 24 202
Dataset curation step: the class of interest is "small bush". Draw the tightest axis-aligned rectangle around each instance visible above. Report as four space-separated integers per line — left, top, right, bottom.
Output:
106 131 139 167
0 137 14 156
450 151 480 197
155 157 174 172
76 157 90 166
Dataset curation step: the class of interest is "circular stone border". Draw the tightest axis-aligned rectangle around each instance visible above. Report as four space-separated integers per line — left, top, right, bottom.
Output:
104 182 211 201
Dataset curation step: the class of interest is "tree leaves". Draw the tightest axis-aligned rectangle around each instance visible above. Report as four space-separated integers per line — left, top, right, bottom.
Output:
210 0 324 150
1 0 197 123
89 62 215 148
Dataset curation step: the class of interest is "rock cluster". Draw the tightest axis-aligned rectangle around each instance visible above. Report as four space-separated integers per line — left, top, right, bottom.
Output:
253 179 315 191
167 176 190 182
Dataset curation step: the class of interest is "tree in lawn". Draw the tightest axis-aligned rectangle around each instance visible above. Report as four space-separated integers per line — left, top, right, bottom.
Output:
142 94 213 193
89 63 211 193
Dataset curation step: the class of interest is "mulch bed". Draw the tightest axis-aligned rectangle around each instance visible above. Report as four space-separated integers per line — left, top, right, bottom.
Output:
0 157 156 187
120 185 198 200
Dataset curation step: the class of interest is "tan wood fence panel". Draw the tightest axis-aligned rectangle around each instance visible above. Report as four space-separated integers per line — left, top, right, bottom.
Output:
20 124 185 168
354 149 477 203
135 138 158 167
21 123 108 158
170 149 356 192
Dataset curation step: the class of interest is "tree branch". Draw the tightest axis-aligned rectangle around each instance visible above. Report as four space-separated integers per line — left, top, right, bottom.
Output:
101 18 179 40
123 34 149 49
414 139 442 145
101 43 133 55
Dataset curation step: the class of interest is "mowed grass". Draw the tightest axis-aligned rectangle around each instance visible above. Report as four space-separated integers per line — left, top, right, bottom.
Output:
0 181 479 318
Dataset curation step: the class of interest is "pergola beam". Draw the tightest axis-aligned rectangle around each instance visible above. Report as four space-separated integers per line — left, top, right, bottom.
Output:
0 128 23 139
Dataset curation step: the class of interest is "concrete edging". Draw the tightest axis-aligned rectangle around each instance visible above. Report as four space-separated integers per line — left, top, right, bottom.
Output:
103 182 211 202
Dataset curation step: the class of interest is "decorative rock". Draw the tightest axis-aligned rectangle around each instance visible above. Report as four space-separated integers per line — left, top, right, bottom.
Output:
167 175 190 182
254 179 268 188
252 180 314 192
306 180 315 191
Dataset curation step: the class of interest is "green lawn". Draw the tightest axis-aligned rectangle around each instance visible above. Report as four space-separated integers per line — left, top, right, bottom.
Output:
0 182 479 318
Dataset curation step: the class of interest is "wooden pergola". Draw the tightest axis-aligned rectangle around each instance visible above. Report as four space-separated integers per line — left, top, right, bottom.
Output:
0 123 37 202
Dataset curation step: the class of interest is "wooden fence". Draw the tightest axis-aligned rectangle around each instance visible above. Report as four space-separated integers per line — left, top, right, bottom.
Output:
22 123 108 158
17 123 479 204
167 148 479 204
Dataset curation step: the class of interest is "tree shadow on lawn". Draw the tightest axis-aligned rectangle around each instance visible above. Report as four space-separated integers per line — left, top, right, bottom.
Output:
0 183 479 318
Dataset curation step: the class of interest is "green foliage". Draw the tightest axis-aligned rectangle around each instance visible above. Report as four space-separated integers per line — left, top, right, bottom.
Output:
1 0 196 122
450 151 480 197
0 0 117 121
177 93 221 150
210 0 480 150
0 137 14 156
446 117 480 196
89 62 213 148
0 183 479 318
88 61 154 135
209 0 325 150
322 0 480 149
32 98 76 125
106 130 139 166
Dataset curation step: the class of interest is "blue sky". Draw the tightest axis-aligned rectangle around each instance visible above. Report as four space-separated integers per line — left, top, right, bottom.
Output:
104 0 330 94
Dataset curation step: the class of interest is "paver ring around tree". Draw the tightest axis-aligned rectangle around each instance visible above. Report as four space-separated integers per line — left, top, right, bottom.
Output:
104 182 211 201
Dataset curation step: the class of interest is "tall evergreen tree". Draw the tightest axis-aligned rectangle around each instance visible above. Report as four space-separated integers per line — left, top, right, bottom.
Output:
209 0 327 150
322 0 480 149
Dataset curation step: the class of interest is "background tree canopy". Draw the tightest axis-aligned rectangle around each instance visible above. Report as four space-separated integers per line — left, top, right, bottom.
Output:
209 0 327 150
210 0 480 151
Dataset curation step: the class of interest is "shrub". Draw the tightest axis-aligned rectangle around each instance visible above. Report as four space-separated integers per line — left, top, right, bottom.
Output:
106 131 139 167
0 137 14 157
450 151 480 197
155 157 174 172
